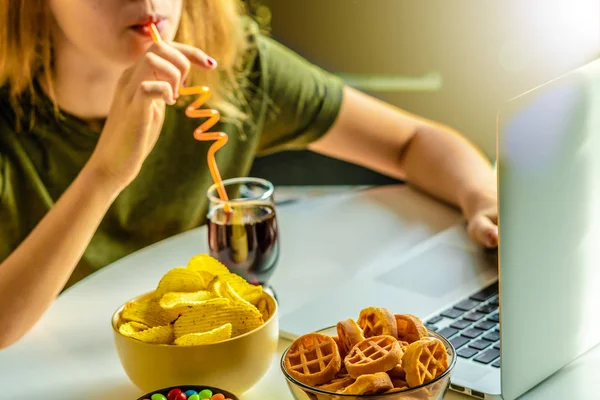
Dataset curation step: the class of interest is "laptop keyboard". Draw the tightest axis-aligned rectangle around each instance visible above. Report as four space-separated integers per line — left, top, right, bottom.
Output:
426 282 501 368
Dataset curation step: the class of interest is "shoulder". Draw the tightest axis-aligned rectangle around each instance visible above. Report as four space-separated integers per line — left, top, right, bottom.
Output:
235 17 309 88
238 17 343 97
237 17 300 80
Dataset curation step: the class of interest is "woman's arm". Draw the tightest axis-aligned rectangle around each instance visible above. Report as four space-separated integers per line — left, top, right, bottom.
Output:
0 167 120 348
309 86 498 247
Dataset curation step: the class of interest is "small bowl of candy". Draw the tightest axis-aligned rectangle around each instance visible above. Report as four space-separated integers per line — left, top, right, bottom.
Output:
136 385 238 400
112 254 279 395
281 307 456 399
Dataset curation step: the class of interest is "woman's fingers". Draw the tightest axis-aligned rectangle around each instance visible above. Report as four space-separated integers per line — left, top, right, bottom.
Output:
467 214 499 248
170 42 217 71
137 80 176 105
150 41 193 85
131 52 181 102
126 41 216 101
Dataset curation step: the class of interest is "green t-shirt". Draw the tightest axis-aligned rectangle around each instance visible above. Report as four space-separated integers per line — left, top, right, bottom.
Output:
0 23 344 288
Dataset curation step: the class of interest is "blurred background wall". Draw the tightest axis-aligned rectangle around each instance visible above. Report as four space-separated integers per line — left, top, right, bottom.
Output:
249 0 600 186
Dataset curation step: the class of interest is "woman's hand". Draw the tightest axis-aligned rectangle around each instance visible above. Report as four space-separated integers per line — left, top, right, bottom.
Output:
463 190 498 248
467 208 498 248
86 40 216 190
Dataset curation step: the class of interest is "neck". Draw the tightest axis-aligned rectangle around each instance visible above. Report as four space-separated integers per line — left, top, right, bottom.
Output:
49 39 124 122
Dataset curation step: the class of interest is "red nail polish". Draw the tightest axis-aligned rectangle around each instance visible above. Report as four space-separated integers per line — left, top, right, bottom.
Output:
207 57 215 67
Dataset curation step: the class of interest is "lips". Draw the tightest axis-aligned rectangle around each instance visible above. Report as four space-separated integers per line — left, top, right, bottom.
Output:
129 15 166 37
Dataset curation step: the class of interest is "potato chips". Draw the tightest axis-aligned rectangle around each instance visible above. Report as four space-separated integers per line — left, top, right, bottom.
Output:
155 267 208 296
174 323 233 346
187 254 230 277
119 325 175 345
159 290 213 310
117 254 272 346
211 273 263 305
121 297 180 328
174 297 263 338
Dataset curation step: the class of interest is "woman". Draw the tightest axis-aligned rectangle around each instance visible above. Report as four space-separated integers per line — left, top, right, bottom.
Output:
0 0 497 348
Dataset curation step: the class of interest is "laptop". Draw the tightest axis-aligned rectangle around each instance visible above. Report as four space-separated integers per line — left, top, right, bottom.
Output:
276 57 600 399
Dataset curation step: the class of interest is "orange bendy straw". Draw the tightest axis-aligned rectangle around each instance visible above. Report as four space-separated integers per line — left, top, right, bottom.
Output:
149 23 231 212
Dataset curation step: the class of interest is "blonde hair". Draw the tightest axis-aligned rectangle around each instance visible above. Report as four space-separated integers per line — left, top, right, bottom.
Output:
0 0 250 120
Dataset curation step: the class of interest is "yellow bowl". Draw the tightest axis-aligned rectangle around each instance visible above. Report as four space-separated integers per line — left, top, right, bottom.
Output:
111 291 279 395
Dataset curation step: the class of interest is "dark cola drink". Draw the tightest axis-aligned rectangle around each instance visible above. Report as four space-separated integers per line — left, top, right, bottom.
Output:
208 204 279 286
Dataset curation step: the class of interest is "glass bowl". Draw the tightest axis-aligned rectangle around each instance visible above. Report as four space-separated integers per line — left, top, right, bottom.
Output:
280 328 456 400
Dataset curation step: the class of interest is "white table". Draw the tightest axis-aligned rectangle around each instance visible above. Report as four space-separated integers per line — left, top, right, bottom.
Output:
1 185 599 399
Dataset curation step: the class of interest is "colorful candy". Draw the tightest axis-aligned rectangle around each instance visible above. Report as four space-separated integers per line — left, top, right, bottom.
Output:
145 388 232 400
167 389 183 400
